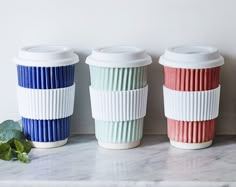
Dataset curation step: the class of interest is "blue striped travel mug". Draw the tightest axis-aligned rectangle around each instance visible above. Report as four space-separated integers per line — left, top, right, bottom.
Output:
15 45 79 148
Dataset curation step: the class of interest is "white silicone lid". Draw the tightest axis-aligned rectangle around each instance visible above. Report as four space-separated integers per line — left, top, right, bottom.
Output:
159 46 224 69
86 46 152 68
14 45 79 67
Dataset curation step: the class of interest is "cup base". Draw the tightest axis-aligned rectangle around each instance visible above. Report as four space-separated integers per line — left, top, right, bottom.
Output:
30 138 68 149
98 140 140 150
170 140 213 150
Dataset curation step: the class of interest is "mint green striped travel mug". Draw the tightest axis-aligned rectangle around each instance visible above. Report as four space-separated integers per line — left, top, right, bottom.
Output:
86 46 152 149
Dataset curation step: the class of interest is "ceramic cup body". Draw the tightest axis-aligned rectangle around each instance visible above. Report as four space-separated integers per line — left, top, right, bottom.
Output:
90 66 147 149
86 46 152 149
164 66 220 149
159 46 224 149
15 45 79 148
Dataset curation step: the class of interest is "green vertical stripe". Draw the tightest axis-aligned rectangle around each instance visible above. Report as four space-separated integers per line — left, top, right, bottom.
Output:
95 119 143 143
89 66 147 91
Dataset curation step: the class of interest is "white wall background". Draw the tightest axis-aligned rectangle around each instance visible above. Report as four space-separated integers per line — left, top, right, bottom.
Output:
0 0 236 134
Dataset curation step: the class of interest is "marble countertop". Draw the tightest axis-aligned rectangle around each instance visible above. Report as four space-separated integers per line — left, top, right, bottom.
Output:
1 135 236 187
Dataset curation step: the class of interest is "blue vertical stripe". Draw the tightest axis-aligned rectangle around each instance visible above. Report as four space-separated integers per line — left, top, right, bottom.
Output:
17 65 75 89
22 117 71 142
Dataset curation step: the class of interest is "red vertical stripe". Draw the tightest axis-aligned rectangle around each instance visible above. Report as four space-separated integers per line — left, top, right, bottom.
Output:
164 66 220 91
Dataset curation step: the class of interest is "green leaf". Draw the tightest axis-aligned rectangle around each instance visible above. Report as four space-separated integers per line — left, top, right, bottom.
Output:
7 138 15 147
0 129 24 142
22 141 31 154
0 120 23 143
17 152 30 163
14 139 24 153
0 120 21 131
0 143 12 161
11 149 17 159
13 139 31 154
0 120 32 163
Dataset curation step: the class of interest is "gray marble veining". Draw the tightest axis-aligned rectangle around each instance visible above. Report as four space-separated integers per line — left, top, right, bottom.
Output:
1 135 236 187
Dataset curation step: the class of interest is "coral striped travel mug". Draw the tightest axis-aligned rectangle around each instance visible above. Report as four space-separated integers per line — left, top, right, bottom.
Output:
15 45 79 148
86 46 152 149
159 46 224 149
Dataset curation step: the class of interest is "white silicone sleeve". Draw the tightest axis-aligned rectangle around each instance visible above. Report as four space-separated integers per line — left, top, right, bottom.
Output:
17 84 75 120
89 85 148 121
163 85 221 121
